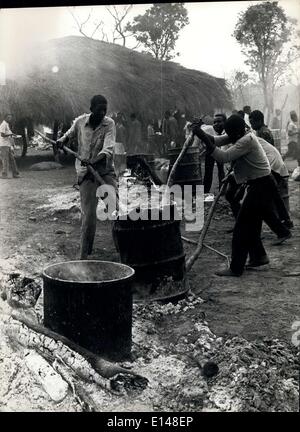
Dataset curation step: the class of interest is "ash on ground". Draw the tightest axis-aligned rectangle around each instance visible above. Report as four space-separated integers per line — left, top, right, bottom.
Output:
0 287 297 412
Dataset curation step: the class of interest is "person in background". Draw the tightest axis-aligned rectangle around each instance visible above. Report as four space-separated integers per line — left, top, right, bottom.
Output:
162 110 179 150
243 105 252 128
249 110 275 146
191 115 291 277
115 112 128 149
147 119 156 153
56 94 117 260
202 114 214 126
225 135 293 231
173 109 187 146
237 110 250 130
271 109 281 130
183 115 193 140
128 113 142 154
0 113 20 178
284 111 299 161
168 111 179 146
202 113 226 194
153 119 160 133
257 136 293 229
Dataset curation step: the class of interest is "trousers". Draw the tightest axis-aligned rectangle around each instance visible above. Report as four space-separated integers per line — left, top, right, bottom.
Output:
225 174 245 218
79 172 117 260
271 171 290 221
204 153 225 193
230 175 290 275
0 146 19 176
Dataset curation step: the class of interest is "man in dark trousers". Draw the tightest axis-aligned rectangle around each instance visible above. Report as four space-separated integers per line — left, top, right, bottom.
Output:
191 115 291 277
57 95 117 260
203 113 226 194
249 110 275 146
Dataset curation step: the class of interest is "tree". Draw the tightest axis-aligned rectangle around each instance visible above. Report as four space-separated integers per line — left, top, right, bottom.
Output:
69 7 108 41
228 70 250 107
233 1 300 122
69 6 139 48
288 59 300 121
126 3 189 61
106 5 136 47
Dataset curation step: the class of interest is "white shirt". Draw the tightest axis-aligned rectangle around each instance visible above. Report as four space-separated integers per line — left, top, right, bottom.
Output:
257 137 288 177
244 113 251 128
0 120 14 147
61 114 116 180
287 120 298 143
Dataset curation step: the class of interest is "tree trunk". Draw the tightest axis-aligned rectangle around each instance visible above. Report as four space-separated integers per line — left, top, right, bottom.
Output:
239 86 246 106
262 82 274 125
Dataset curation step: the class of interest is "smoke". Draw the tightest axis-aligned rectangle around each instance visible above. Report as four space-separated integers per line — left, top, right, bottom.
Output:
0 8 74 78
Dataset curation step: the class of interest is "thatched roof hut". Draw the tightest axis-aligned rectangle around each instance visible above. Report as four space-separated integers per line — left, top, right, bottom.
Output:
1 36 232 126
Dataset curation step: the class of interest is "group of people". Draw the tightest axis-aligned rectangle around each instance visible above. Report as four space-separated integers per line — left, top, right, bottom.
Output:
114 112 143 155
191 107 297 277
114 109 188 156
2 94 298 281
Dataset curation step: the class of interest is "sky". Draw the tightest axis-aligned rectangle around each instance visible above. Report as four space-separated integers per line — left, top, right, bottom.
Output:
0 1 299 81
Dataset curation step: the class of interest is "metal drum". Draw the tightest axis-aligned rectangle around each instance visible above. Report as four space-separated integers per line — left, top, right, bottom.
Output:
127 153 155 166
43 260 135 361
112 203 188 302
168 147 202 186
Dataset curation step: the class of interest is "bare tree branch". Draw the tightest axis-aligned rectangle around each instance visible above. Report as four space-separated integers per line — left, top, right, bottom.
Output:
91 20 104 39
69 8 89 38
106 5 133 46
69 7 108 41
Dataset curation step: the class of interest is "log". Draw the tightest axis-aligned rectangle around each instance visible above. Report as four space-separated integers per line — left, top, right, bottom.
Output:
5 317 118 394
11 312 144 380
24 350 69 402
8 312 148 397
53 359 97 412
35 346 97 411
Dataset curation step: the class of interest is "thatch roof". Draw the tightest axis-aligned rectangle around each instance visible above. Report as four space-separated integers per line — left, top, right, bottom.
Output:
1 36 232 125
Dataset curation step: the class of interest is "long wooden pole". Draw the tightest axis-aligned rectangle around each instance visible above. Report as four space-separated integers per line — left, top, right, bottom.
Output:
34 129 105 185
166 133 195 189
186 172 232 273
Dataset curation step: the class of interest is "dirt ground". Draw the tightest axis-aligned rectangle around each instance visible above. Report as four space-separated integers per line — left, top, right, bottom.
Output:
0 150 299 412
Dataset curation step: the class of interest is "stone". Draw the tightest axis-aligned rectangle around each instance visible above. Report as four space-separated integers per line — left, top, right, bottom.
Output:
55 230 66 235
29 162 64 171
